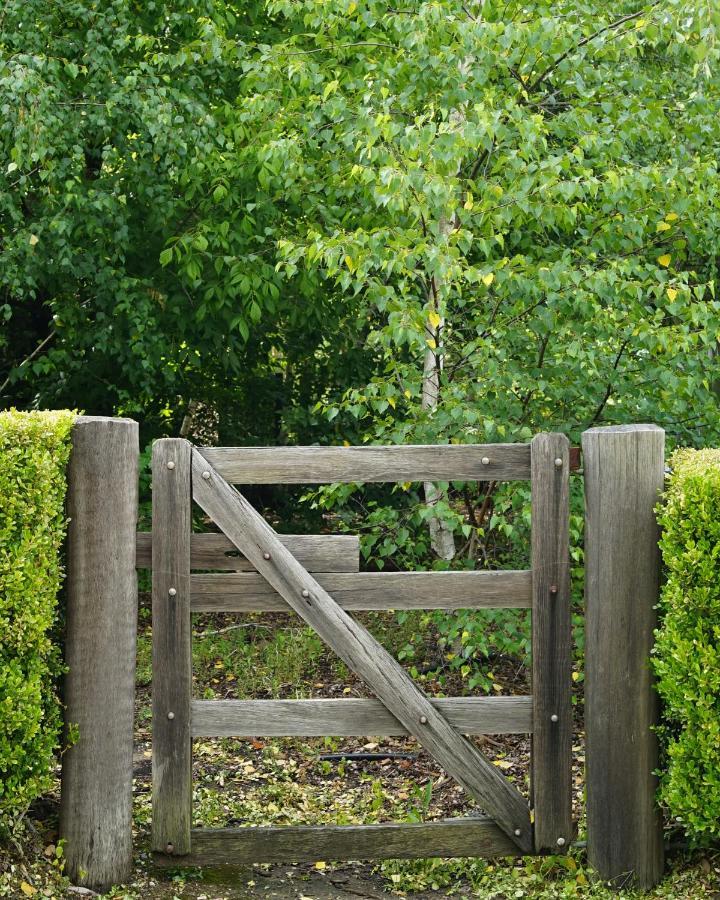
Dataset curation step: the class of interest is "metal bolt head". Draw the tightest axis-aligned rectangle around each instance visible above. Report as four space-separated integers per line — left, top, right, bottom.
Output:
419 715 428 724
556 836 566 847
263 552 271 560
514 828 522 837
554 457 563 468
168 587 177 597
550 714 559 723
202 470 211 480
302 589 310 598
550 584 558 594
165 843 174 854
167 711 175 720
167 461 175 470
481 456 490 465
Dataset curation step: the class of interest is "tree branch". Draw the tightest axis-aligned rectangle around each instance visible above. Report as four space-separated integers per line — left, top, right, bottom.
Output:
0 329 56 398
529 4 661 93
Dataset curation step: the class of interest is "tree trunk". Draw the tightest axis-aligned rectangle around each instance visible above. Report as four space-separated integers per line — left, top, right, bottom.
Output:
422 209 456 561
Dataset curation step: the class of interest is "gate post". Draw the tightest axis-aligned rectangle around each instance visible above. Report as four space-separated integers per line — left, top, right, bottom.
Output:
582 425 665 889
60 416 139 891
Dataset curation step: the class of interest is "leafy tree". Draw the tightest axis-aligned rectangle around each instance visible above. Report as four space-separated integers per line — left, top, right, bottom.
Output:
172 0 720 674
0 0 343 445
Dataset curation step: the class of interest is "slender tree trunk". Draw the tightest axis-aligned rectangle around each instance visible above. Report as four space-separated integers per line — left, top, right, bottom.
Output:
422 211 457 561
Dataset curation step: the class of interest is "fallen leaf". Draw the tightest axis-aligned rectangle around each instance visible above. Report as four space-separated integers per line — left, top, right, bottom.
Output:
20 883 37 897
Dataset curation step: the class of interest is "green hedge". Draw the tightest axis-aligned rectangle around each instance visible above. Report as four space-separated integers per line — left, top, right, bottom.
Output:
654 449 720 844
0 410 75 830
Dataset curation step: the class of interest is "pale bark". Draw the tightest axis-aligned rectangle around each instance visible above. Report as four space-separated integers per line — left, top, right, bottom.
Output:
421 50 473 560
422 214 457 561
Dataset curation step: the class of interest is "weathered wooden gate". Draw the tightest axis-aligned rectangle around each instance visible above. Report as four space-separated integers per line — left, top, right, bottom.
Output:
150 435 571 866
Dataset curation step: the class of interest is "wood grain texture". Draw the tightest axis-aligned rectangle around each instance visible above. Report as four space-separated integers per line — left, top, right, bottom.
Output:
582 425 665 889
151 439 193 856
153 818 520 867
60 417 138 892
191 697 533 737
530 433 572 853
197 443 531 484
191 450 532 852
190 570 532 612
136 531 360 572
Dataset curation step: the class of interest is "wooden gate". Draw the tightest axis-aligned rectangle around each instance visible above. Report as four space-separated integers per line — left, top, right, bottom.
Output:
150 436 571 866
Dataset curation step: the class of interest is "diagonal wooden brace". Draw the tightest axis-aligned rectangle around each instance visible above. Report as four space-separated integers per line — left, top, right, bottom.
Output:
191 450 532 852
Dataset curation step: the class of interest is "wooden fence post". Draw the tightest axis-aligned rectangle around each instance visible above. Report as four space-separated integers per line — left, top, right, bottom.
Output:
151 438 193 857
582 424 665 889
60 416 139 891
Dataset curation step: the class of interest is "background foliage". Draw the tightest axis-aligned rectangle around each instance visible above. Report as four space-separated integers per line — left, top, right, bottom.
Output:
0 410 74 831
3 1 720 452
654 449 720 845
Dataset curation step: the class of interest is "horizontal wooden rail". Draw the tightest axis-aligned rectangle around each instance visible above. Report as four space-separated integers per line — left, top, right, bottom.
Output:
191 696 533 737
197 444 531 483
190 570 532 612
153 818 520 866
136 532 359 573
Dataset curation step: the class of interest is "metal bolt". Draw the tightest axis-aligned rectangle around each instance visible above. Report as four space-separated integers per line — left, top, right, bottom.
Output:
168 587 177 597
550 584 558 594
514 828 522 837
419 715 428 724
202 470 211 480
550 714 559 723
166 843 174 854
263 552 271 560
167 461 175 470
302 589 310 598
167 711 175 720
554 457 563 468
481 456 490 465
556 837 566 847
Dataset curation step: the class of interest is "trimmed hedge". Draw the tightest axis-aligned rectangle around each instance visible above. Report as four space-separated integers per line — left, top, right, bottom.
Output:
654 448 720 844
0 410 75 830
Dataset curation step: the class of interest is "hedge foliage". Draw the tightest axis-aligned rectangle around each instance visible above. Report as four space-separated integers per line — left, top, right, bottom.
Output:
654 449 720 843
0 410 75 830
